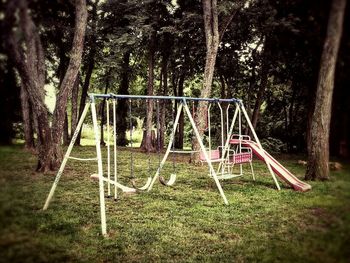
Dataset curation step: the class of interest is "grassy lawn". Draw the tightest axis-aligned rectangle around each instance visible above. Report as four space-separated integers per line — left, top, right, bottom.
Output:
0 145 349 262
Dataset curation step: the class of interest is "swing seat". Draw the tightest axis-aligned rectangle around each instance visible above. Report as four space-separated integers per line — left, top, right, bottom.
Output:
199 149 224 163
232 152 252 164
159 173 177 186
131 177 152 190
229 147 253 164
90 174 137 193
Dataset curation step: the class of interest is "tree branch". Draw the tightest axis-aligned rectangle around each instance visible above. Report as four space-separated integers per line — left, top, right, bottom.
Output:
219 1 245 42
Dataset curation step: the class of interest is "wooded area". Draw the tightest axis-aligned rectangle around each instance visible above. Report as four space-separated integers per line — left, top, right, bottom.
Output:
0 0 349 180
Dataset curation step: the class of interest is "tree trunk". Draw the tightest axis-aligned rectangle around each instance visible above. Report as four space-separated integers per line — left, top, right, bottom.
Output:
159 51 169 150
5 0 54 171
71 74 80 137
305 0 346 181
20 83 35 150
219 72 229 143
48 0 87 170
76 0 98 146
63 112 69 146
191 0 220 162
141 30 156 152
251 40 270 131
116 51 130 146
100 74 111 146
76 57 94 145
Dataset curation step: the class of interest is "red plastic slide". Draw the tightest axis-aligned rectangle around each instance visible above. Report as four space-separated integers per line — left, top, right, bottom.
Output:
230 139 311 192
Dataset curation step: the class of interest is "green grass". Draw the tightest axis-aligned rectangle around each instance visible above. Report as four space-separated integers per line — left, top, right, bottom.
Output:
0 145 350 262
80 125 144 147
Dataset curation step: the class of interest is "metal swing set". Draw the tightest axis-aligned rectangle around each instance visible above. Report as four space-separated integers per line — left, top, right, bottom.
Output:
43 93 311 236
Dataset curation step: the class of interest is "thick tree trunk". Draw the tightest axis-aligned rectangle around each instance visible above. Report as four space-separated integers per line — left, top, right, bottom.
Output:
305 0 346 181
76 0 98 146
191 0 219 162
5 0 53 171
71 74 80 137
141 30 156 152
20 83 35 150
49 0 87 170
76 57 94 145
116 52 130 146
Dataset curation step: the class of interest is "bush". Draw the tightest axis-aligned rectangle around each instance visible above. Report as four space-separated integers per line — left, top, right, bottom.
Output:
261 137 287 153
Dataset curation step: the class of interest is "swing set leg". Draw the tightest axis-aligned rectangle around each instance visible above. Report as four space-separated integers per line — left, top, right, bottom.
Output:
183 100 229 205
43 102 91 210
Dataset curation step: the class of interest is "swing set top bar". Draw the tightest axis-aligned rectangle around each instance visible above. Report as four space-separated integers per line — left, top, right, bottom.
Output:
89 93 241 103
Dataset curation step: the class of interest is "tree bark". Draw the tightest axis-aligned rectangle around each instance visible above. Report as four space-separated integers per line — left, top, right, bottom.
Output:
191 0 241 162
76 56 94 145
76 0 98 145
305 0 346 181
192 0 220 162
63 112 69 146
141 30 156 152
71 74 80 137
5 0 87 171
5 0 54 171
159 51 169 150
251 39 269 131
20 83 35 150
116 51 130 146
100 74 111 146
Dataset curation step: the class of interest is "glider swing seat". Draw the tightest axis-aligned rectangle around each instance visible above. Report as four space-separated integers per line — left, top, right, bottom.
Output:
199 103 255 181
42 93 282 236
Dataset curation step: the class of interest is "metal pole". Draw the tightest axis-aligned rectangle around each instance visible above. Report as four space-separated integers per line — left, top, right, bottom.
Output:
147 103 183 191
217 102 224 148
240 103 281 190
226 104 230 138
208 104 212 160
217 102 225 176
182 100 229 205
217 104 239 174
113 100 117 200
238 107 243 175
107 100 111 197
90 93 240 103
91 101 107 236
43 102 91 210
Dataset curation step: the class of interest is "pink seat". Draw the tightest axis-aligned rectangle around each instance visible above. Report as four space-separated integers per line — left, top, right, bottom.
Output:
200 149 221 162
232 152 252 164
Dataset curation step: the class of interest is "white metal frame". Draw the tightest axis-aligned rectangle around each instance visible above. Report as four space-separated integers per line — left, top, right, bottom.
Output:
42 94 281 236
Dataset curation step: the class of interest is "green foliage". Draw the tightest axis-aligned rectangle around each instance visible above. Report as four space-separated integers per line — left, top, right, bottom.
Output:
1 145 350 262
261 137 287 153
2 0 349 155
